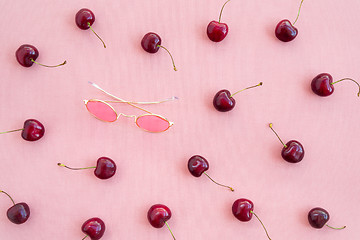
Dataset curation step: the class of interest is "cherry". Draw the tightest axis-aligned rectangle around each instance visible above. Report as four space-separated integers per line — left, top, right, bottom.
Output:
308 208 346 230
0 190 30 224
232 198 271 239
75 8 106 48
207 0 231 42
57 157 116 179
16 44 66 68
188 155 234 192
213 82 263 112
141 32 177 71
147 204 176 240
311 73 360 97
275 0 304 42
0 119 45 141
269 123 304 163
81 217 105 240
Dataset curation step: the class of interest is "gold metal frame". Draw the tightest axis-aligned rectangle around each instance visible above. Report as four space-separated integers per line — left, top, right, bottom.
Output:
84 82 175 133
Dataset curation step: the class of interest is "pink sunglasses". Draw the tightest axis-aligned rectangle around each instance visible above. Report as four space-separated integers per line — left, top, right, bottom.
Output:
84 82 176 133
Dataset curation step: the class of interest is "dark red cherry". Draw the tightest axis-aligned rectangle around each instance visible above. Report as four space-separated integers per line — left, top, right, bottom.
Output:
213 83 262 112
207 21 229 42
308 207 346 230
21 119 45 141
308 208 329 229
269 123 304 163
207 0 231 42
7 203 30 224
94 157 116 179
147 204 172 228
16 44 39 67
188 155 209 177
81 217 105 240
58 157 117 180
311 73 334 97
213 90 235 112
311 73 360 97
232 198 272 239
141 32 161 53
1 190 30 225
75 8 95 30
281 140 304 163
141 32 177 71
232 198 253 222
275 20 298 42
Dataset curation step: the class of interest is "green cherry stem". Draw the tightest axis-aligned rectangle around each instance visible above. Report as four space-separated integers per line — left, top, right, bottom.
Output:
250 211 272 240
0 128 23 134
326 224 346 230
157 45 177 71
219 0 231 23
165 221 176 240
81 235 88 240
57 163 96 170
87 22 107 48
30 58 66 68
293 0 305 25
203 172 234 192
269 123 287 148
230 82 263 98
0 190 15 205
331 78 360 97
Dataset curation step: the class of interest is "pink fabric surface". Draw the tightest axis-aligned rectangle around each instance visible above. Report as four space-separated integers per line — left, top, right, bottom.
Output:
0 0 359 239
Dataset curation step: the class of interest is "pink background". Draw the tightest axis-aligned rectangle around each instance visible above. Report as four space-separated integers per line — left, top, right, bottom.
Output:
0 0 359 239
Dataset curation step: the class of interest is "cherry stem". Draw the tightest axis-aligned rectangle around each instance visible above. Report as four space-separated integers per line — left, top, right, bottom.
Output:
230 82 263 98
219 0 231 23
165 221 176 240
331 78 360 97
81 235 88 240
87 22 107 48
203 172 234 192
325 224 346 230
0 190 15 205
269 123 287 148
30 58 66 68
157 45 177 71
250 211 272 240
0 128 23 134
293 0 304 25
57 163 96 170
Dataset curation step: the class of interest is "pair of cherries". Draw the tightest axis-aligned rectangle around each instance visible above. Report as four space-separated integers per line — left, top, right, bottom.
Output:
15 8 101 68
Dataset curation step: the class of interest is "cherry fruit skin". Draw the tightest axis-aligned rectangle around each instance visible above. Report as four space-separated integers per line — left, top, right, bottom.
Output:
16 44 39 67
7 202 30 224
275 20 298 42
147 204 172 228
21 119 45 141
213 90 235 112
232 198 254 222
141 33 161 53
82 217 105 240
188 155 209 177
207 21 229 42
94 157 116 179
311 73 334 97
281 140 304 163
76 8 95 30
308 208 330 229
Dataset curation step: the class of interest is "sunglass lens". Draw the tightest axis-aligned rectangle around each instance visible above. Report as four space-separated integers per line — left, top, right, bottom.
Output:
136 115 171 132
86 100 117 122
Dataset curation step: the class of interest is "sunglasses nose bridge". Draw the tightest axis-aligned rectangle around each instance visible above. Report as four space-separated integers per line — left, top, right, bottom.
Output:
83 99 89 104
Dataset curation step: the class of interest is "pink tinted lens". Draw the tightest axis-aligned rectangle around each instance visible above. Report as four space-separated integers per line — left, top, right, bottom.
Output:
136 115 170 132
86 100 117 122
